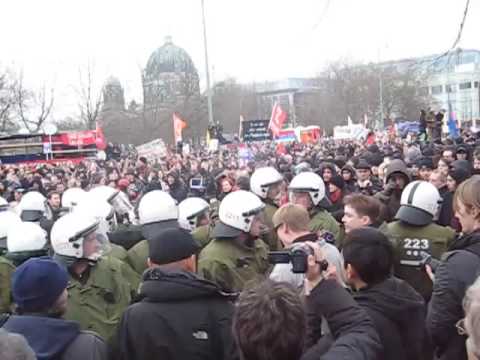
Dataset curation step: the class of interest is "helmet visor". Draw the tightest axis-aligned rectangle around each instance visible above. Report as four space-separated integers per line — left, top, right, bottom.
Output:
83 226 111 261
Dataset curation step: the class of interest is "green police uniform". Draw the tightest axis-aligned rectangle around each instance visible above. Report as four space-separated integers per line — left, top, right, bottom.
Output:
64 256 134 342
126 240 149 275
262 202 281 251
386 221 456 301
192 224 214 249
308 208 342 244
109 244 129 263
198 238 269 293
0 256 14 313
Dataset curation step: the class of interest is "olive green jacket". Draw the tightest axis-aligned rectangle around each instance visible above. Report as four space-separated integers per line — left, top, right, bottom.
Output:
64 256 136 342
126 240 149 275
198 237 269 293
308 208 342 243
0 256 15 313
385 221 456 301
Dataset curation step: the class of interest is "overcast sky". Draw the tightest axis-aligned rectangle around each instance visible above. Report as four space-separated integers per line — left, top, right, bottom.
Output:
0 0 478 120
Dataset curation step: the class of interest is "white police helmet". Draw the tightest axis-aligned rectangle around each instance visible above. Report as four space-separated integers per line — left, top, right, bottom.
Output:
62 187 86 209
288 172 326 207
74 196 116 234
7 222 48 253
138 190 178 225
0 211 22 249
250 167 283 200
51 212 109 262
18 191 50 222
178 197 210 232
0 197 8 211
396 180 442 226
212 190 265 238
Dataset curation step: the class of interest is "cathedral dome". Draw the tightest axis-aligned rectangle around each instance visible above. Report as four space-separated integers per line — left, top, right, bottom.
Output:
145 36 198 81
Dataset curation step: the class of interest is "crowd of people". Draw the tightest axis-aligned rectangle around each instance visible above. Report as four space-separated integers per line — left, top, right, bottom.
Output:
2 128 480 360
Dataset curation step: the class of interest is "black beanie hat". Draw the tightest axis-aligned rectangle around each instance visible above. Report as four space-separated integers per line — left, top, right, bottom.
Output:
330 175 345 190
148 228 200 265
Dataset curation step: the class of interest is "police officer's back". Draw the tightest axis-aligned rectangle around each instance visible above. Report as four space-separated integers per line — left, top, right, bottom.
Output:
126 191 180 275
198 190 269 293
385 181 456 301
0 210 21 313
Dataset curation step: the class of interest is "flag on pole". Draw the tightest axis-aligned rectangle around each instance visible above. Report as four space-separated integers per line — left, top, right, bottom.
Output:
95 122 107 150
173 113 187 142
347 116 353 127
239 115 245 140
447 104 459 138
268 102 287 137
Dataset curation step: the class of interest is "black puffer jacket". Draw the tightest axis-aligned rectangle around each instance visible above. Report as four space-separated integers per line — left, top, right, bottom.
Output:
427 231 480 360
113 269 237 360
353 277 426 360
302 279 382 360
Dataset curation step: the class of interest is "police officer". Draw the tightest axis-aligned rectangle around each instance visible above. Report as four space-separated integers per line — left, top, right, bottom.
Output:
50 212 133 342
6 222 49 266
198 190 270 293
0 210 21 313
250 166 284 250
126 190 179 275
179 197 212 248
385 180 456 302
73 197 140 289
89 185 143 250
288 172 341 243
17 191 54 233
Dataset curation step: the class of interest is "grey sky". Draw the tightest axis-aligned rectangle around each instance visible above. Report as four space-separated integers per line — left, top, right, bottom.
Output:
0 0 478 119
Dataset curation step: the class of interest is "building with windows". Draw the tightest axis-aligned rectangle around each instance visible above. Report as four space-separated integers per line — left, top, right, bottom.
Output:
383 48 480 123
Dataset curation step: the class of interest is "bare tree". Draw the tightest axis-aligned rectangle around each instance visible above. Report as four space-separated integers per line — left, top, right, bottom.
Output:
13 71 54 133
77 62 103 130
310 60 432 131
0 69 18 133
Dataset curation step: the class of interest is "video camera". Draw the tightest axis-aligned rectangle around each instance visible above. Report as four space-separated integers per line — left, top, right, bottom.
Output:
269 242 328 274
419 251 441 273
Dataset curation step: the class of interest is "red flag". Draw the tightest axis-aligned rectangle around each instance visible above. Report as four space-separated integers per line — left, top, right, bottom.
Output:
173 113 187 142
268 102 287 137
95 122 107 150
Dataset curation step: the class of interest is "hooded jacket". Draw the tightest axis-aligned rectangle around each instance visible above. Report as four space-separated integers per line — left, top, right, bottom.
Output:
3 315 106 360
341 165 357 193
375 160 411 221
167 173 188 203
113 269 237 360
428 230 480 360
353 277 426 360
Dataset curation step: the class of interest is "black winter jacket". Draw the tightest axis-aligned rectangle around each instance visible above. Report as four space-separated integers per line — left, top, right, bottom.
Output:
113 269 237 360
427 230 480 360
353 277 426 360
3 315 106 360
302 279 382 360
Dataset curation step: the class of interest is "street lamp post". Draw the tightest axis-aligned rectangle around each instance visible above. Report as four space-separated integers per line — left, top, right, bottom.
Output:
201 0 214 126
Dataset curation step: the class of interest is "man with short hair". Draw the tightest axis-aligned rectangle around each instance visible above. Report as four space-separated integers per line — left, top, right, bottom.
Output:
270 203 345 288
416 157 434 181
114 228 236 360
442 148 456 163
47 191 62 221
429 169 453 227
3 257 107 360
342 194 384 235
355 160 382 196
343 227 425 360
234 246 382 360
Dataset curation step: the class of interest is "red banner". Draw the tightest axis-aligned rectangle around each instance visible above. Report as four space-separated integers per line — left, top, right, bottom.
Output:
268 102 287 137
50 131 98 146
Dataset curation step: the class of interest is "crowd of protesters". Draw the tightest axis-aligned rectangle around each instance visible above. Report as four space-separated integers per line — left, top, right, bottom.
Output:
2 126 480 360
